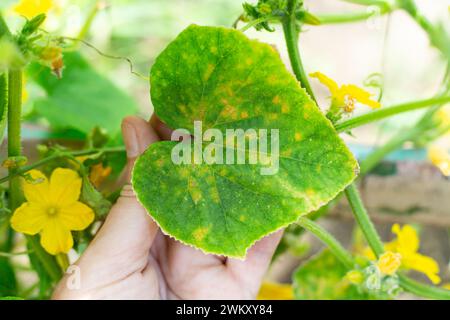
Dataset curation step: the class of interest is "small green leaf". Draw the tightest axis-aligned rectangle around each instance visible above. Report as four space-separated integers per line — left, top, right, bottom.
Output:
293 250 369 300
29 52 138 135
132 25 358 258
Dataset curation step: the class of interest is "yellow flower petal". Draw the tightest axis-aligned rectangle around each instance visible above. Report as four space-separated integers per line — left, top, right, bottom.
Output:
40 219 73 255
14 0 53 19
402 252 441 284
341 84 381 109
362 247 377 260
49 168 82 206
310 72 339 97
10 202 48 235
428 146 450 176
22 170 50 204
391 224 419 255
377 251 402 276
59 201 94 231
257 282 293 300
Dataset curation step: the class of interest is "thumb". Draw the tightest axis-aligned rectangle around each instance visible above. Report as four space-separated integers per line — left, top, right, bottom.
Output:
73 116 160 289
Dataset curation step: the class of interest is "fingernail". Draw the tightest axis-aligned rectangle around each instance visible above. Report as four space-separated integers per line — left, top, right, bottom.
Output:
122 119 139 159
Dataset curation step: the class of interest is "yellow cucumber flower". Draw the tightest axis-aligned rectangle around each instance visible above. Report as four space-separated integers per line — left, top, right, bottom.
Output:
10 168 94 255
14 0 53 19
386 224 441 284
310 72 381 112
364 224 441 284
257 282 293 300
377 251 401 276
428 146 450 176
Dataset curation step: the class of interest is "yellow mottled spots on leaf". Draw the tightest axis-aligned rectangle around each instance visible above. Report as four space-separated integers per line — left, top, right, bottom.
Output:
305 189 315 198
156 158 164 168
316 164 322 172
218 168 227 176
210 46 217 54
246 58 253 65
303 112 310 120
205 174 215 184
294 132 302 141
193 227 210 241
178 104 187 114
220 101 238 120
217 84 234 97
203 63 215 81
179 167 190 178
281 103 290 113
272 95 280 104
188 178 202 204
267 74 279 83
211 188 220 203
239 215 247 222
282 149 292 157
241 111 249 119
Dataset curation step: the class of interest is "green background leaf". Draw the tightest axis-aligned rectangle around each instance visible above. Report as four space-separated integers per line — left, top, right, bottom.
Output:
133 25 358 257
28 52 138 135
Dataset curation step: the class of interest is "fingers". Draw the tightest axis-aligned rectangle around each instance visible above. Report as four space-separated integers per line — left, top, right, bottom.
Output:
66 116 160 290
226 230 283 292
150 114 173 140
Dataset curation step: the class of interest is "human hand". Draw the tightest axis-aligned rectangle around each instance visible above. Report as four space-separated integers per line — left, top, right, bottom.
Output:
52 115 282 300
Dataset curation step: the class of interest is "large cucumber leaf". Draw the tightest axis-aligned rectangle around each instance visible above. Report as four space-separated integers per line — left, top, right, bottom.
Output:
132 25 358 258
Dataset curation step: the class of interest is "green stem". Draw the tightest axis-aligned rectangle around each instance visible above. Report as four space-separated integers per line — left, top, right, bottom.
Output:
8 70 24 212
344 184 384 256
0 146 125 184
282 0 316 102
335 95 450 133
317 7 390 25
297 217 354 268
7 69 62 283
398 275 450 300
